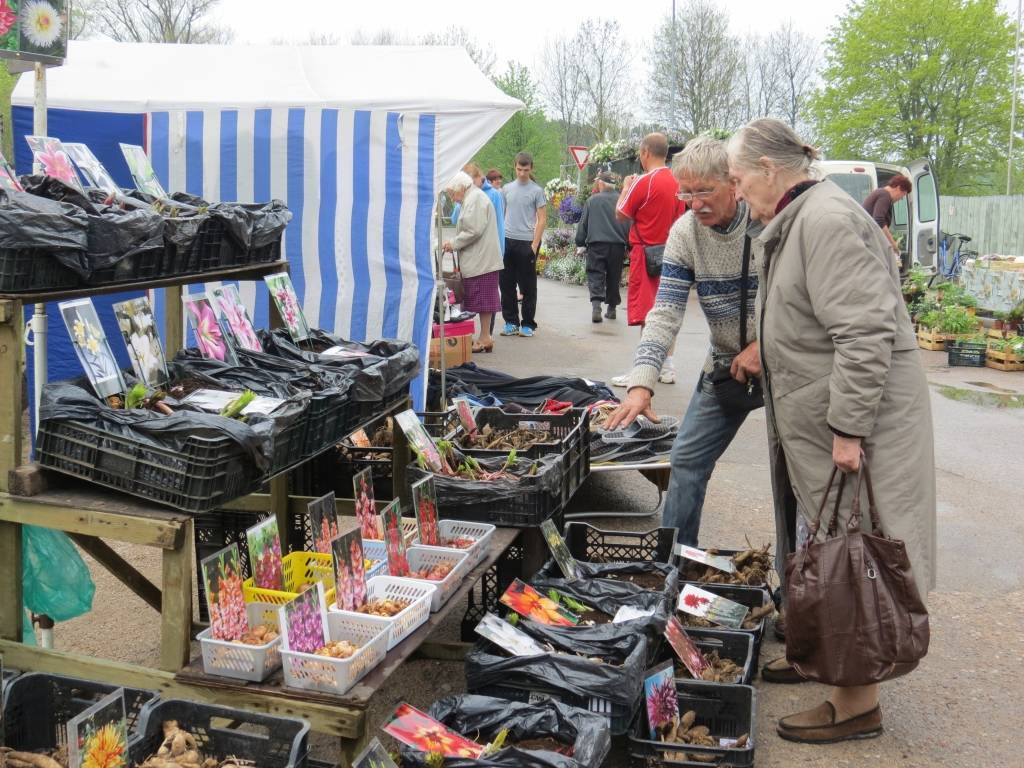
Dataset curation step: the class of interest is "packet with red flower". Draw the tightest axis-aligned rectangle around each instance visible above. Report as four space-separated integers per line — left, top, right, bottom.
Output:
677 584 747 629
664 615 709 678
381 500 410 577
353 467 382 540
383 703 484 759
201 544 248 641
25 136 85 194
331 528 368 611
412 475 441 546
308 491 341 555
499 579 579 626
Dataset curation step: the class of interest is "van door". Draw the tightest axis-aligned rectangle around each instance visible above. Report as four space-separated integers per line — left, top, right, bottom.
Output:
908 159 939 270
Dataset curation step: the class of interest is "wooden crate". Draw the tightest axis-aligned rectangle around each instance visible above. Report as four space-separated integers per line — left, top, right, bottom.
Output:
917 327 948 351
985 347 1024 372
988 328 1019 340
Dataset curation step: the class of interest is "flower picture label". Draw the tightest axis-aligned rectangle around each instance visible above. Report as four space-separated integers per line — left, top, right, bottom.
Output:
384 703 484 759
66 689 128 768
353 738 399 768
245 516 285 592
210 284 262 353
381 500 410 577
394 409 444 474
412 476 440 547
64 142 120 196
119 143 167 199
644 660 679 740
474 613 546 657
1 0 69 64
540 518 580 580
678 584 748 629
308 492 340 556
331 528 368 612
264 272 311 342
353 467 381 540
664 616 709 678
201 544 247 642
113 296 168 388
499 579 579 626
279 582 327 654
0 150 22 192
184 293 239 366
59 298 126 400
674 544 736 574
453 397 477 435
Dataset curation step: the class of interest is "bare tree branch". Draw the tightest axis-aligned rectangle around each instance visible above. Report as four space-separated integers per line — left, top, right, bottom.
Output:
81 0 234 44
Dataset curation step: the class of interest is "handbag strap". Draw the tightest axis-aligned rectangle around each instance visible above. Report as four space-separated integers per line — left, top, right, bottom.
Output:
807 465 848 542
848 453 884 535
739 235 751 350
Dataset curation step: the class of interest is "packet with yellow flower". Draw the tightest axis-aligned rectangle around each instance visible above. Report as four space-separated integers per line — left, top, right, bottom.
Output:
67 689 128 768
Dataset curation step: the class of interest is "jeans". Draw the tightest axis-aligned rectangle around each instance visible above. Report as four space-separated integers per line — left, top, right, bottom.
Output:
585 242 625 307
501 238 538 329
663 373 750 546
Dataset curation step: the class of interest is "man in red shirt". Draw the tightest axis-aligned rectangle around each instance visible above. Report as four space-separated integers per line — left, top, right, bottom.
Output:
613 132 686 385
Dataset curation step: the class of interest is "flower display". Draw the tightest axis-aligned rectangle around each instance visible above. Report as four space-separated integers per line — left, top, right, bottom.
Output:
246 518 284 592
81 722 127 768
0 1 17 37
557 195 583 225
383 503 410 577
20 0 62 48
413 479 440 546
215 287 262 353
331 530 367 611
349 537 367 607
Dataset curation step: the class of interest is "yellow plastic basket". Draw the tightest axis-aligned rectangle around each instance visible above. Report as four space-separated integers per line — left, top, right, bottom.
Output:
243 551 336 607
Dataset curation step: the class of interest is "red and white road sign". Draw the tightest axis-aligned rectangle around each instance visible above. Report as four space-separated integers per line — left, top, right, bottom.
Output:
569 146 590 170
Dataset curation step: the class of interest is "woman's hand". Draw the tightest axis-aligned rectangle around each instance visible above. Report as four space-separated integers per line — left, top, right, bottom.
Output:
730 341 761 383
605 387 659 431
833 435 862 472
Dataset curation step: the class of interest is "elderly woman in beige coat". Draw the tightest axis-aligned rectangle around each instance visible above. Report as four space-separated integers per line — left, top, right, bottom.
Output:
726 119 936 745
443 171 504 352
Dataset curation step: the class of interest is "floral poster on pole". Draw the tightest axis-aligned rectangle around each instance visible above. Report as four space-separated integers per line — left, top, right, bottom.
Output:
64 142 120 196
184 293 238 365
264 272 311 342
381 500 410 577
67 689 128 768
210 284 262 353
412 476 440 547
383 703 484 759
59 298 126 401
245 516 284 592
200 544 247 642
308 492 340 556
353 468 382 540
112 297 168 388
0 150 22 192
279 582 327 654
119 143 167 199
1 0 69 65
25 135 83 193
331 528 367 612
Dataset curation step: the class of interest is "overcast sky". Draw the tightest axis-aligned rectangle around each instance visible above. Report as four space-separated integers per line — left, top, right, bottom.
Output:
212 0 854 72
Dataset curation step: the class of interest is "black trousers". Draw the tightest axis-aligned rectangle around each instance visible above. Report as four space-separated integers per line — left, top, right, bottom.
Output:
585 242 625 307
501 238 538 329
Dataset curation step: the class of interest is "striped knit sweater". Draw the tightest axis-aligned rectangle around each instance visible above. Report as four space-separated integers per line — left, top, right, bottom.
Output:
628 203 757 392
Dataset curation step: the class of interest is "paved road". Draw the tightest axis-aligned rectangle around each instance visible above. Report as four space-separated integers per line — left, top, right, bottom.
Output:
54 275 1024 766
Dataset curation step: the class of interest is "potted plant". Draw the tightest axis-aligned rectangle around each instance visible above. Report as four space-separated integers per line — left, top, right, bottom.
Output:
938 305 977 338
993 310 1008 332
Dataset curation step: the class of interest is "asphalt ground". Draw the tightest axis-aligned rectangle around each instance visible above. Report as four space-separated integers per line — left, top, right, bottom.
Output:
49 275 1024 766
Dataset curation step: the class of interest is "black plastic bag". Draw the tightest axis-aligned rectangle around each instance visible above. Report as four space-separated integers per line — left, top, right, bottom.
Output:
528 573 670 637
230 347 362 399
466 620 647 709
169 353 314 401
0 188 89 276
169 193 291 250
40 378 272 474
399 694 610 768
532 560 680 616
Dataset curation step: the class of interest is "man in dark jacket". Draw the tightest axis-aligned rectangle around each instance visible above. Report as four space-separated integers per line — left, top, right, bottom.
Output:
576 171 631 322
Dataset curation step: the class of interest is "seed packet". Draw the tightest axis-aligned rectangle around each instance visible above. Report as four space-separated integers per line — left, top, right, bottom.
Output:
210 284 263 353
453 397 477 435
664 615 709 678
184 293 238 365
200 544 247 642
59 298 126 400
540 518 579 580
394 409 444 473
120 143 167 198
353 738 399 768
0 151 23 192
675 543 736 574
474 613 546 657
279 582 327 654
644 661 678 740
308 492 340 555
67 690 128 768
331 528 368 612
384 703 484 759
381 500 410 577
113 296 168 388
353 467 382 540
678 584 748 629
412 475 440 547
64 142 120 196
246 516 284 592
264 272 311 342
500 579 579 626
26 135 84 193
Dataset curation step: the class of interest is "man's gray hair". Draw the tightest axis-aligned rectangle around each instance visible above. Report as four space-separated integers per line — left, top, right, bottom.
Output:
445 171 474 194
671 135 730 181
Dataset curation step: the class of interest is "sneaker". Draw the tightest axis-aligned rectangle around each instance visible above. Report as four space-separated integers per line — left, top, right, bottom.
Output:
605 307 616 319
518 326 535 337
610 373 631 388
659 368 677 384
501 323 519 336
592 303 603 323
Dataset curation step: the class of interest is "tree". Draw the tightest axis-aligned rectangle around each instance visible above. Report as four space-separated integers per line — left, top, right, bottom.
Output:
809 0 1015 194
538 32 586 151
76 0 233 43
646 0 743 134
576 19 633 141
419 26 496 80
768 21 820 132
473 62 562 186
737 34 782 124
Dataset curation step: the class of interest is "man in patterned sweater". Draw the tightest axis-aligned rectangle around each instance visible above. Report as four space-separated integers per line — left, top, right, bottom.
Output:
607 136 763 546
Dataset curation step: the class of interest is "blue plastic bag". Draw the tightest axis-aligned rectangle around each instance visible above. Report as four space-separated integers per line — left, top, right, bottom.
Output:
22 526 95 622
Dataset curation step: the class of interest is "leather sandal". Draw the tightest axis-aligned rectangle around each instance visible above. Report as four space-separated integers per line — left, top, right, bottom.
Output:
777 701 883 744
472 341 494 353
760 656 809 684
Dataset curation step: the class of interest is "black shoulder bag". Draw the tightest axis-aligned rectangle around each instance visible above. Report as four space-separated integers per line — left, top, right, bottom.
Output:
706 236 764 412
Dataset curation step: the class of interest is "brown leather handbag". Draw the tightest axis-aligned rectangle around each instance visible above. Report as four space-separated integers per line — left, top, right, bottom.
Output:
784 457 930 686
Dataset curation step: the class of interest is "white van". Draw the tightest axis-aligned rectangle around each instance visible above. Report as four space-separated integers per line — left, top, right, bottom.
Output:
814 160 940 274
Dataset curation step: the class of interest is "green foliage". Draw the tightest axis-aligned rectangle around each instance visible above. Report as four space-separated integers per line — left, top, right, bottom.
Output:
0 63 18 161
918 309 940 329
809 0 1015 195
937 305 977 335
473 62 563 189
125 383 148 410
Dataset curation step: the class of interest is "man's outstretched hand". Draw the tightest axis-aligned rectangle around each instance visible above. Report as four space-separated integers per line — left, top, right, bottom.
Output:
606 387 659 431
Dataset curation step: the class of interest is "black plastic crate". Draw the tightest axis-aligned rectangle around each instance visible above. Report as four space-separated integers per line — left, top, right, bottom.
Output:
0 248 81 292
677 547 772 590
474 681 638 738
129 699 309 768
434 480 564 528
1 673 157 754
267 410 310 476
248 237 282 265
459 407 585 459
86 246 164 286
677 583 773 668
562 522 677 564
655 627 756 685
164 218 229 275
947 340 987 367
37 419 255 513
627 680 756 767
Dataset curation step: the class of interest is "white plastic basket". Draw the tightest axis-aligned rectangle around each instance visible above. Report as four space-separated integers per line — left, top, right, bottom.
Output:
411 520 496 567
329 576 435 650
198 602 282 683
394 546 471 612
280 611 390 696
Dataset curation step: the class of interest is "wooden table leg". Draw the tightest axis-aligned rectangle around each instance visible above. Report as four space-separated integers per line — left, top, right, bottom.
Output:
338 728 369 768
0 521 23 642
160 518 193 671
0 299 25 643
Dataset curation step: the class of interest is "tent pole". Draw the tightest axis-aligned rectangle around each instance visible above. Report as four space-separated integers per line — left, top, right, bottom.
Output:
436 193 447 410
31 63 47 442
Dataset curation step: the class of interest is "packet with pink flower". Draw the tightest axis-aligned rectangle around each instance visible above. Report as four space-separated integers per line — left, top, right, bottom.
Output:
0 150 22 192
308 492 340 556
246 516 285 592
353 467 381 540
279 582 328 654
201 544 248 642
184 293 238 365
331 528 368 611
25 136 84 193
264 272 311 342
210 284 262 353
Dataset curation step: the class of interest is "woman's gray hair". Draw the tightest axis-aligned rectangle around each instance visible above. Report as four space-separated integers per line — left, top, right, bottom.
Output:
671 135 730 181
727 118 820 175
445 171 474 194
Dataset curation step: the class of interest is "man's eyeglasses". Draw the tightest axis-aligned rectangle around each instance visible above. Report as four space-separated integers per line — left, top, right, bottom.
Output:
676 190 716 202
